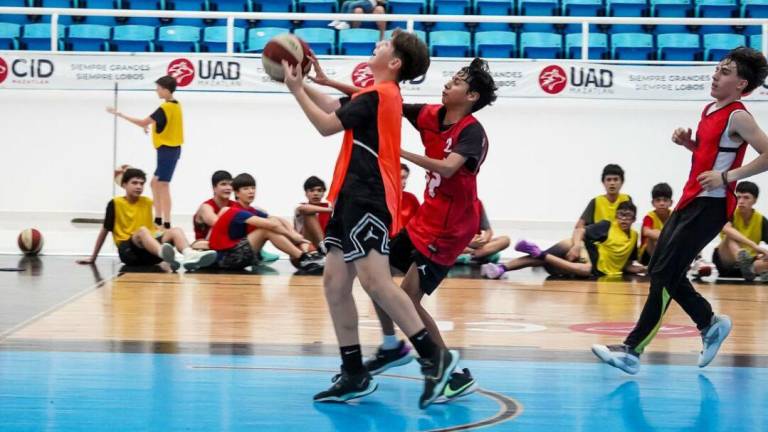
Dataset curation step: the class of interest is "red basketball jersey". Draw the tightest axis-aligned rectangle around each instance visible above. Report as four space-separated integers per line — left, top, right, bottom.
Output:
677 101 749 217
194 198 237 240
406 104 488 266
400 191 420 228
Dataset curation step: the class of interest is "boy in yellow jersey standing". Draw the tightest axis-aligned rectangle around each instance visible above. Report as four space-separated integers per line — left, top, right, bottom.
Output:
565 164 633 262
76 168 216 271
482 201 645 279
107 76 183 230
713 181 768 280
639 183 673 265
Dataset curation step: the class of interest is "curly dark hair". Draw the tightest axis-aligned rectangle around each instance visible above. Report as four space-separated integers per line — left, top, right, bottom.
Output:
722 47 768 94
457 58 498 112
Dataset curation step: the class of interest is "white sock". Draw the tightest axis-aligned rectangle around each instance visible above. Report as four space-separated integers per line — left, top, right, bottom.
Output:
381 334 399 350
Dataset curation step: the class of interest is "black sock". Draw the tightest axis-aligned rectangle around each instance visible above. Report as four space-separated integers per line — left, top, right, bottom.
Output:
163 222 171 229
409 328 437 359
154 217 162 226
340 344 364 374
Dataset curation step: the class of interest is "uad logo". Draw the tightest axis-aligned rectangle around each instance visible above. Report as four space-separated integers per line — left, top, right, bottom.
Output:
167 58 195 87
0 57 7 84
539 65 567 94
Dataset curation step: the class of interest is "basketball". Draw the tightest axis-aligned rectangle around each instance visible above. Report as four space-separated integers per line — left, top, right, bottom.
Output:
262 33 312 82
17 228 43 256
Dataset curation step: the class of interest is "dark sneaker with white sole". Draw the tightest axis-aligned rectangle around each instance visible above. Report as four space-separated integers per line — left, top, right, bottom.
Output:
364 341 414 375
313 368 378 403
434 368 478 404
418 348 460 409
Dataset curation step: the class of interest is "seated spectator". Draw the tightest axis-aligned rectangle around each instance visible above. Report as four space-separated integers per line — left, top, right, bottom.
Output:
294 176 333 251
329 0 387 33
209 173 324 271
482 201 645 279
713 181 768 281
400 163 421 228
77 168 216 271
455 201 510 264
192 170 236 250
565 164 633 263
639 182 673 265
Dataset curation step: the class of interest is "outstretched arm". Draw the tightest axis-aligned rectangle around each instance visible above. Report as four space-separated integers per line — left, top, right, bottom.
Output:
401 150 467 179
307 54 363 97
106 107 154 133
283 62 344 137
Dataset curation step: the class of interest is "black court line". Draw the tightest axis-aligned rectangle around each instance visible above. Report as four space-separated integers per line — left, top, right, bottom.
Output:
2 339 766 368
188 365 523 431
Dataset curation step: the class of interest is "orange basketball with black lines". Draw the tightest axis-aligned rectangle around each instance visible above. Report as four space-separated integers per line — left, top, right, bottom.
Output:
18 228 43 256
262 33 312 82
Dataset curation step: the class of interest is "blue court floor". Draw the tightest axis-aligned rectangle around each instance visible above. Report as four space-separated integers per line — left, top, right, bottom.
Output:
1 350 766 431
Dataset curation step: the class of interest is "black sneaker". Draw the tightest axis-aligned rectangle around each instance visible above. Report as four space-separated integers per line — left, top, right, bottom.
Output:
434 368 478 404
417 348 460 409
364 341 414 375
299 251 325 270
313 368 378 403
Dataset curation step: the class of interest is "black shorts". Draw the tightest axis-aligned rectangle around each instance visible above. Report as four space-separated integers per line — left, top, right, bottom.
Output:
323 195 392 263
118 238 163 266
542 242 600 278
389 229 451 295
217 239 257 270
712 248 742 278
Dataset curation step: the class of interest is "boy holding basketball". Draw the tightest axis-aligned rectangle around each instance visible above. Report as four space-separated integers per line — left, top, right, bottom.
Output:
280 31 458 409
107 75 183 231
77 168 216 271
593 47 768 374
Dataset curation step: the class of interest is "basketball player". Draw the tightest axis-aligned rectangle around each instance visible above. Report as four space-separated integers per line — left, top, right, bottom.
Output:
107 76 182 230
280 31 458 408
592 47 768 374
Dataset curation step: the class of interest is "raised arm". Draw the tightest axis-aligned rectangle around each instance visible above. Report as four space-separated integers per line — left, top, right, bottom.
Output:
282 62 344 137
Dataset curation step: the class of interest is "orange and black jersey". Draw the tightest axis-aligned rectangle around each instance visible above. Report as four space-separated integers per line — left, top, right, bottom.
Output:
403 104 486 172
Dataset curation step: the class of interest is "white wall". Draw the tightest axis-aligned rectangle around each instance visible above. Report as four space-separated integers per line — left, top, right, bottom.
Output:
3 88 768 224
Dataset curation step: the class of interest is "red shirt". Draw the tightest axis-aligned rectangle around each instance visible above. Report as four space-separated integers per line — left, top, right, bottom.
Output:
677 101 749 217
406 104 488 266
400 191 420 228
194 198 236 240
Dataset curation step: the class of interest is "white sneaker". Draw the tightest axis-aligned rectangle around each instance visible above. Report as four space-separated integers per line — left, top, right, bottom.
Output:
737 250 756 281
591 344 640 375
328 20 340 27
698 314 732 368
182 250 218 271
334 21 350 30
160 243 180 272
480 263 505 279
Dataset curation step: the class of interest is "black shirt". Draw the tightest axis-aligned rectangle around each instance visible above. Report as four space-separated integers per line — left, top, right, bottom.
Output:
335 93 386 202
103 200 115 232
403 104 486 172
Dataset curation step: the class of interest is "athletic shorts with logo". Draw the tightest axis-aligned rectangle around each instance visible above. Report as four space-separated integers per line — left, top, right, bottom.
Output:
323 195 392 262
389 229 451 295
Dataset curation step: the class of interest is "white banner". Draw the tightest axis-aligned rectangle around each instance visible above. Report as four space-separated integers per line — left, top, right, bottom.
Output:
1 52 768 101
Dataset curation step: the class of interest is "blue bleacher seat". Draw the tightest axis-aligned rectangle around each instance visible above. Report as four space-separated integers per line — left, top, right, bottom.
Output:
0 1 35 25
518 0 558 32
742 0 768 17
246 26 289 52
125 0 167 26
611 32 653 59
562 0 603 33
657 32 700 60
251 0 294 28
474 30 516 57
430 0 471 30
112 24 156 51
651 0 691 32
168 0 209 26
384 29 427 42
703 33 745 60
75 0 121 25
294 27 335 54
606 0 647 32
157 25 201 51
0 22 21 50
41 0 73 6
210 0 248 11
67 23 111 50
297 0 335 27
520 31 562 58
429 30 471 56
750 34 762 51
387 0 427 29
22 23 66 50
696 0 736 17
202 26 245 52
565 32 608 59
474 0 513 31
338 28 380 55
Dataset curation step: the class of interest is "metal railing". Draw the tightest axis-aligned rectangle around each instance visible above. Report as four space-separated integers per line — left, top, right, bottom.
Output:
1 6 767 60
